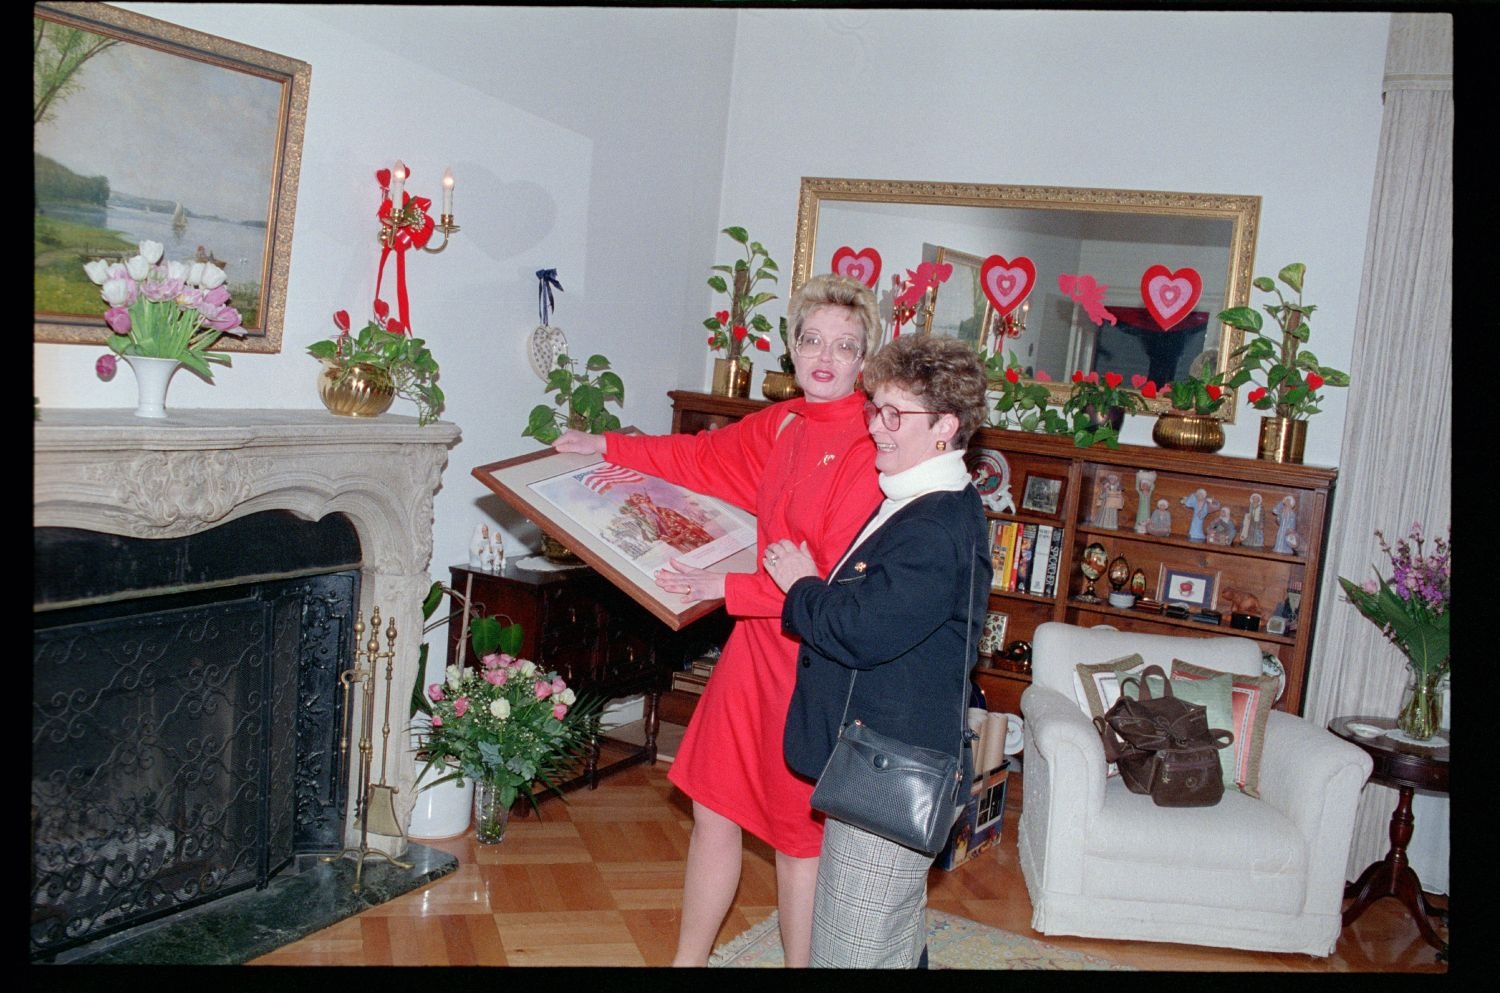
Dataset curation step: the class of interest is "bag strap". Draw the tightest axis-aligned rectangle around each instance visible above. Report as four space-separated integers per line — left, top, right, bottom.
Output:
834 541 978 763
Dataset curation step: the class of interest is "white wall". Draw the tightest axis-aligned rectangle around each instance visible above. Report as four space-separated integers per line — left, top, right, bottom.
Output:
35 5 1390 581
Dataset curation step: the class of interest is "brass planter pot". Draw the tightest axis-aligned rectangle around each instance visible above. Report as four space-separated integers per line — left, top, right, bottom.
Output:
318 361 395 417
1152 412 1226 453
761 369 802 401
711 358 751 398
1257 416 1307 464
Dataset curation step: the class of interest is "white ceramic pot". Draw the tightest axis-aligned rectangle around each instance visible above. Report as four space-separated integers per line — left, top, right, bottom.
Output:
407 769 475 840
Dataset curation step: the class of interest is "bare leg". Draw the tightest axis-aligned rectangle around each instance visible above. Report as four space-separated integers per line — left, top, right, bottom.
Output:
775 850 820 968
672 801 744 966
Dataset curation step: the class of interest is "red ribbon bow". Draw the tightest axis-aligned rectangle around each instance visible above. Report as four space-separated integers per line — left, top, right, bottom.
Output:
374 192 435 333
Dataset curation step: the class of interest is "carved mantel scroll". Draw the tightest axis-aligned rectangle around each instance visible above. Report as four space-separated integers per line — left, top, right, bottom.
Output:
34 409 462 854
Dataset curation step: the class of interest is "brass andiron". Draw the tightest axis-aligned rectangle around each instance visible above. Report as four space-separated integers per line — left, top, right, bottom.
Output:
323 605 413 891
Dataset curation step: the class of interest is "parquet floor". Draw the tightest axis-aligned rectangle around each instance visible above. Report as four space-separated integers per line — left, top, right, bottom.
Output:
250 746 1448 971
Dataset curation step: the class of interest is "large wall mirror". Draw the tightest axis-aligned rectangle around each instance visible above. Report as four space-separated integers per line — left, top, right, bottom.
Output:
790 178 1260 419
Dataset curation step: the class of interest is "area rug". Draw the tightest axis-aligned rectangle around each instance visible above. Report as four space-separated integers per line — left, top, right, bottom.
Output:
709 910 1133 970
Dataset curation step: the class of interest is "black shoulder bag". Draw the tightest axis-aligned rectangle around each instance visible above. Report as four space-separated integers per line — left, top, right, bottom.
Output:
809 547 976 855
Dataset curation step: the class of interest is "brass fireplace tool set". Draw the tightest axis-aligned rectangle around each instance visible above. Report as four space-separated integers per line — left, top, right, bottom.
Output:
323 604 413 891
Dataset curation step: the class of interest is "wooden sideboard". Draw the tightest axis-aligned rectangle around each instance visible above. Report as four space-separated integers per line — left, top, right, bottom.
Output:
666 390 1336 717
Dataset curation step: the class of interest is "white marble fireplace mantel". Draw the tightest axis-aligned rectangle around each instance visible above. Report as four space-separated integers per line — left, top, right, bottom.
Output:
34 408 462 856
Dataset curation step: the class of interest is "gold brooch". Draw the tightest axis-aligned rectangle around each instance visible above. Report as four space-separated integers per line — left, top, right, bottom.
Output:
853 561 867 573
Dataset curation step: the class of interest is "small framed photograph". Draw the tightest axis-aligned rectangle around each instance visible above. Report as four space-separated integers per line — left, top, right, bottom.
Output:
977 611 1009 658
1020 473 1065 515
1157 565 1219 609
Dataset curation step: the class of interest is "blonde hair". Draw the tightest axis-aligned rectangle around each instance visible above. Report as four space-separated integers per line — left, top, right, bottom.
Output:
862 334 990 449
787 274 881 358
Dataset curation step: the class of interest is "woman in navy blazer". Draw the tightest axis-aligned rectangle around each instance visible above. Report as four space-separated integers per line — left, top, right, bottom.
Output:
765 333 992 968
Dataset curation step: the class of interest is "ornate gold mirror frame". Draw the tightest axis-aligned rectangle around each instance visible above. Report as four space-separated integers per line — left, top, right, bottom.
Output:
791 178 1260 419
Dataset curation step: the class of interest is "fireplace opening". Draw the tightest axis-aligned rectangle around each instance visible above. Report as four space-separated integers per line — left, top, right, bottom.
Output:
32 512 363 962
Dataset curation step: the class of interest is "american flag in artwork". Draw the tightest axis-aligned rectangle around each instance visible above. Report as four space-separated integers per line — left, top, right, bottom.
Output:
579 463 646 495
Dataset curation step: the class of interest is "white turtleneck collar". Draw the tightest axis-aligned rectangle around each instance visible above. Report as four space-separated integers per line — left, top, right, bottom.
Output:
878 449 971 502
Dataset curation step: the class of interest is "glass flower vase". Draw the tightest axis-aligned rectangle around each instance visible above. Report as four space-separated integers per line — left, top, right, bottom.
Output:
473 780 511 845
1396 665 1444 741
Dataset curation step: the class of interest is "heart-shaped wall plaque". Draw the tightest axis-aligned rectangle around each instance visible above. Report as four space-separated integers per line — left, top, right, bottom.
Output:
1139 264 1203 331
979 255 1037 316
830 246 882 287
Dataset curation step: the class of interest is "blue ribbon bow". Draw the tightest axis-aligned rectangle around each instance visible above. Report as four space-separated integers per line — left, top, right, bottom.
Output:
537 268 564 325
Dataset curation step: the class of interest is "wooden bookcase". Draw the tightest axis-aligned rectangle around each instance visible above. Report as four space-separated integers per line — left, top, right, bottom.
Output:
667 390 1336 717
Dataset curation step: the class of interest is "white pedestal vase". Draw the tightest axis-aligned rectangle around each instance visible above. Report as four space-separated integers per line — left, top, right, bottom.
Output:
123 355 183 419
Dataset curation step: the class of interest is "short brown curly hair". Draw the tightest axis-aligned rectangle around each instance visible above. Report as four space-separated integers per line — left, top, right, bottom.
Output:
862 334 989 449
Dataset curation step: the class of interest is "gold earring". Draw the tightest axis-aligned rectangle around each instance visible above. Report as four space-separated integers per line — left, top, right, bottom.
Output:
936 440 947 451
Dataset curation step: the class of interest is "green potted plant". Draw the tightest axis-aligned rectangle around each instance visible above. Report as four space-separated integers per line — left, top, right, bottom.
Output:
980 348 1068 434
1152 370 1228 453
522 352 625 445
703 225 778 396
309 309 444 425
1218 263 1350 462
1061 369 1149 448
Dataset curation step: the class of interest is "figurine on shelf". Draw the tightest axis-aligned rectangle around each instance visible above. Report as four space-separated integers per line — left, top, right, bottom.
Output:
469 523 491 569
1133 470 1157 534
1091 472 1125 530
1206 506 1236 546
1181 487 1214 542
1272 494 1299 555
1238 492 1265 548
489 529 506 573
1146 498 1173 537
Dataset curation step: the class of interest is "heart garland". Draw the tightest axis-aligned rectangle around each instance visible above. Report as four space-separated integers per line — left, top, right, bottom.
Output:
1139 264 1203 331
979 255 1036 317
831 246 882 287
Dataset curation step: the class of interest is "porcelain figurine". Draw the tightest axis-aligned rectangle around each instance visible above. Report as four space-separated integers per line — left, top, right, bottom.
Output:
1238 492 1265 548
1133 470 1157 533
1206 506 1236 546
1273 495 1299 555
469 523 490 568
1091 472 1125 530
1146 498 1173 537
1181 487 1213 542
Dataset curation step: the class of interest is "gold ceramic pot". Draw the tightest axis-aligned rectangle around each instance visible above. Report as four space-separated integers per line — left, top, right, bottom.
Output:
1152 412 1226 453
318 361 395 417
1257 416 1307 464
711 358 751 398
761 369 802 401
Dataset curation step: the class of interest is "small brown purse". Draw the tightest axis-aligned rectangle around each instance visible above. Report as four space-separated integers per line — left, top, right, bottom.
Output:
1092 665 1233 807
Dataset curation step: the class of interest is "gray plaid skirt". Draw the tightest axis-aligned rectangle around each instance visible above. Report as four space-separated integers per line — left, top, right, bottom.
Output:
810 816 934 968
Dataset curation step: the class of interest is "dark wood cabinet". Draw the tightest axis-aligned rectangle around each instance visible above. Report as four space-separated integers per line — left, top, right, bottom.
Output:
446 562 729 787
667 390 1336 716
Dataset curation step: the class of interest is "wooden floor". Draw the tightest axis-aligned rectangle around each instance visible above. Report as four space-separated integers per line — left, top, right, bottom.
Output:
251 747 1448 971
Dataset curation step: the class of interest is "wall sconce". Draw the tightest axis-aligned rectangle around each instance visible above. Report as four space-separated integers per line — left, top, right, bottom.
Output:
378 160 460 254
989 299 1029 351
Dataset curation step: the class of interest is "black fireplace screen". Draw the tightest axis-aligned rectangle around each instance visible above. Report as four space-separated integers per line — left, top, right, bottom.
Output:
32 513 362 961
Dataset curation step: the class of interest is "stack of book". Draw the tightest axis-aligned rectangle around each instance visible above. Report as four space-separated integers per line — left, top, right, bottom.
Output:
988 520 1064 597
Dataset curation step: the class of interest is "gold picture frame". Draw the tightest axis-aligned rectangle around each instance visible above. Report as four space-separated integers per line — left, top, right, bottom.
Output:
473 439 760 631
34 2 310 353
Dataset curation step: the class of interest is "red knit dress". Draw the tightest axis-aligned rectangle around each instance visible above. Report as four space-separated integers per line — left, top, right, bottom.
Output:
604 392 880 857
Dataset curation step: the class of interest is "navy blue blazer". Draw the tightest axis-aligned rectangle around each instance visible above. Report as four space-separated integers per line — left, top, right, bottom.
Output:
781 485 992 781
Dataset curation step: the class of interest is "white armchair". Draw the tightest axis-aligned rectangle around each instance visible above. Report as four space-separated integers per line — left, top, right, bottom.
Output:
1017 622 1373 956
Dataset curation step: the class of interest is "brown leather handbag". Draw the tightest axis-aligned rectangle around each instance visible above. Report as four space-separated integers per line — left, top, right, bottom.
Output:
1092 665 1234 807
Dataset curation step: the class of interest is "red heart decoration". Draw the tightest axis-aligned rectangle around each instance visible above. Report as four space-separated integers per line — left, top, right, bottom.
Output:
979 256 1036 317
1139 264 1203 330
831 246 882 287
375 168 391 188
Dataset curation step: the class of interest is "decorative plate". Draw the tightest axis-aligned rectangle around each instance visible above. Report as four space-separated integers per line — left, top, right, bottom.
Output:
968 448 1016 514
527 324 568 381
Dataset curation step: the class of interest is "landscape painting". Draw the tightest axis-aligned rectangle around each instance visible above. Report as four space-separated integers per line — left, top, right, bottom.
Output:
33 2 309 351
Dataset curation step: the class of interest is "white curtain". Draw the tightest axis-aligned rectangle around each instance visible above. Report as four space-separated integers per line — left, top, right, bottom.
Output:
1304 13 1451 892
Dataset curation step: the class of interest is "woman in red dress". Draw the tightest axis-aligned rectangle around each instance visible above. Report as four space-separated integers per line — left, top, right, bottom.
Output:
554 274 883 966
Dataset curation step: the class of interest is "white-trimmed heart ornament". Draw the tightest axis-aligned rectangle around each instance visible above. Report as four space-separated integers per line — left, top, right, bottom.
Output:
831 246 882 287
979 255 1037 316
1139 264 1203 331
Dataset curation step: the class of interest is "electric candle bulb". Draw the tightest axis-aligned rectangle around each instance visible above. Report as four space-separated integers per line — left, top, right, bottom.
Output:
390 160 407 205
442 167 454 216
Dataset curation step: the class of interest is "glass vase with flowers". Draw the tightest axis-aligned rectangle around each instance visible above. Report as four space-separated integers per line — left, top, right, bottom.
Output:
1337 523 1451 740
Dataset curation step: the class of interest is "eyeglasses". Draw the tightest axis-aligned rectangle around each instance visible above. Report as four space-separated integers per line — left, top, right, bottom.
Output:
863 399 935 432
794 332 864 364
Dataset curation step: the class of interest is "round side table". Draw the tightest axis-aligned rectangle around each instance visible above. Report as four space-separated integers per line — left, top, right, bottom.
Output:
1329 715 1449 958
